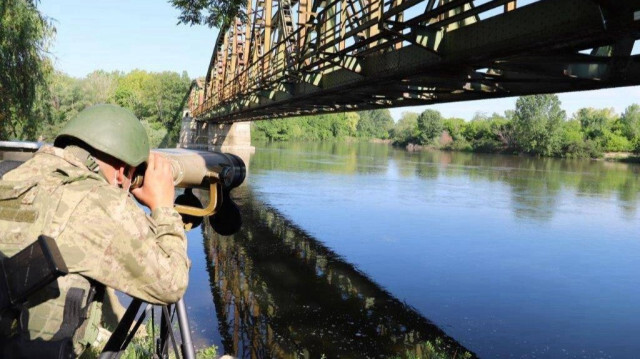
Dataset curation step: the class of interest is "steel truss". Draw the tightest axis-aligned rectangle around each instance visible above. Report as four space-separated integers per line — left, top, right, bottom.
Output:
189 0 640 123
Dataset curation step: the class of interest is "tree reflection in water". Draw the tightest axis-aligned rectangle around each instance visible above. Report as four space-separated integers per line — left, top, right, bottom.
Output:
201 186 475 359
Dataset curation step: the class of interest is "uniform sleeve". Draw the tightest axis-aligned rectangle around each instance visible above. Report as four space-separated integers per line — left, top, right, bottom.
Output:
56 186 191 305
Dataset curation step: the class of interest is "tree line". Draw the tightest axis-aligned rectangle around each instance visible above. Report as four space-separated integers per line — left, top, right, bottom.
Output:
1 1 191 147
252 94 640 159
46 70 191 147
11 69 191 148
252 110 394 142
391 94 640 158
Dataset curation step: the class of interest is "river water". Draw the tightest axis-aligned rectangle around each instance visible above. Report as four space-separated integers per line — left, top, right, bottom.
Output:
182 141 640 358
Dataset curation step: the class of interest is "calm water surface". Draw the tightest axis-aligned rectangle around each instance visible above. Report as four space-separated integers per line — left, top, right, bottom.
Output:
183 141 640 358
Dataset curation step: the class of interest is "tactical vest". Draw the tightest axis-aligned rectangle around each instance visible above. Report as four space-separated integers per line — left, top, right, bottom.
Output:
0 146 104 357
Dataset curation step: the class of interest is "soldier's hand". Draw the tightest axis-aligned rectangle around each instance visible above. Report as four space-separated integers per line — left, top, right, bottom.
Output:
131 153 175 211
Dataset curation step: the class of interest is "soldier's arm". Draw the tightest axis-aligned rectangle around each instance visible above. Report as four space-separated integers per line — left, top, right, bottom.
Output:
56 186 190 305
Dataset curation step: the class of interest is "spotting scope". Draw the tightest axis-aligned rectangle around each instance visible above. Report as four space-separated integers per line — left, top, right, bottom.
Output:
131 148 246 234
131 149 245 191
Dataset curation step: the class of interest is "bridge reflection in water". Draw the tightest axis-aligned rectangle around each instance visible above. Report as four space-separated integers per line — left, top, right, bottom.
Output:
200 186 475 359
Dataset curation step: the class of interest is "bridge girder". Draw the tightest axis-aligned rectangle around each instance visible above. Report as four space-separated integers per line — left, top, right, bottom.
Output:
189 0 640 123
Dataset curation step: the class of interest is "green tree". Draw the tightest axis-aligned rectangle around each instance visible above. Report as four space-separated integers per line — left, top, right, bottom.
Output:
559 119 601 158
114 70 148 116
343 112 360 137
513 94 566 156
440 117 471 151
0 0 54 139
574 107 617 141
170 0 245 28
462 113 506 152
356 109 394 139
442 117 465 141
253 118 294 141
572 107 632 152
603 131 632 152
619 104 640 141
40 69 190 146
416 109 443 145
82 70 119 105
391 112 419 145
489 112 515 150
141 120 169 148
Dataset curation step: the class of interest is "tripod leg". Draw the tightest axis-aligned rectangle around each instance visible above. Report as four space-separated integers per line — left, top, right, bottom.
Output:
176 298 196 359
100 299 143 359
161 305 181 358
158 304 171 358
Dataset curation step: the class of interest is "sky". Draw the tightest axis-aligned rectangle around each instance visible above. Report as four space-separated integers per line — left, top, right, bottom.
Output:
39 0 640 121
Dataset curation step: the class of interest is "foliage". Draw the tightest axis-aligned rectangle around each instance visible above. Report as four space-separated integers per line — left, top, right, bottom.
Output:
442 117 465 141
0 2 190 146
114 70 191 140
254 96 640 160
416 109 443 145
169 0 245 28
81 320 218 359
619 104 640 141
141 120 169 148
196 345 219 359
574 107 616 141
387 97 640 159
512 94 566 156
391 112 419 146
356 109 394 139
452 113 509 152
559 119 599 158
0 0 55 140
603 131 631 152
252 110 394 142
33 70 190 146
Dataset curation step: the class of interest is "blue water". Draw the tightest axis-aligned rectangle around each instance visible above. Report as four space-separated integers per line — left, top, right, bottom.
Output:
188 142 640 358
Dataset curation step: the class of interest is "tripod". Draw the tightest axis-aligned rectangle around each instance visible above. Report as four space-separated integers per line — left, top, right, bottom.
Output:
99 297 196 359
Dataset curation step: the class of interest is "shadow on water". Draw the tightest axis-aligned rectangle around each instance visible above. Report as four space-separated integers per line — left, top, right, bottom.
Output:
200 185 476 359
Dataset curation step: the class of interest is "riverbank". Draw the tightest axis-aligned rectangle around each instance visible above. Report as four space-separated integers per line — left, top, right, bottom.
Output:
603 152 640 163
396 141 640 163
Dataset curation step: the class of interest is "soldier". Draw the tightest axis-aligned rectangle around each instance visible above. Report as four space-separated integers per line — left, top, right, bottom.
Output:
0 104 190 357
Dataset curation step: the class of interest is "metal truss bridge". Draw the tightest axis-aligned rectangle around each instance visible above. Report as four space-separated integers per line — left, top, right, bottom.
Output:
188 0 640 123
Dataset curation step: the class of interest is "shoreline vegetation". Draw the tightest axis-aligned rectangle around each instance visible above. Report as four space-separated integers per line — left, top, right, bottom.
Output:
253 94 640 162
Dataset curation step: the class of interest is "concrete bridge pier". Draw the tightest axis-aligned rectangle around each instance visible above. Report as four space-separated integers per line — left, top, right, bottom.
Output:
178 113 255 171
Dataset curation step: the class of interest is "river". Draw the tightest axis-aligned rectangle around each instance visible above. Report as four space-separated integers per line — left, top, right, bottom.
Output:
182 141 640 358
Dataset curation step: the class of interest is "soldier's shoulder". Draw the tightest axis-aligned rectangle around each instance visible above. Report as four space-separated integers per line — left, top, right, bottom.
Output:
84 185 146 215
80 181 123 201
2 151 64 180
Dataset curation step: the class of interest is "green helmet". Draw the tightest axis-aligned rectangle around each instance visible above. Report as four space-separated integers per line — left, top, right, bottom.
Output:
54 104 150 167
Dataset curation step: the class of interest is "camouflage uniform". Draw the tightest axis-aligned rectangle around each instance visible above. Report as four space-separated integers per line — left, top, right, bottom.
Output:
0 145 189 353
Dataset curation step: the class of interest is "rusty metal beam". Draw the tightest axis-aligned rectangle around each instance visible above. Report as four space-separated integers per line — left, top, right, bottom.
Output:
190 0 640 123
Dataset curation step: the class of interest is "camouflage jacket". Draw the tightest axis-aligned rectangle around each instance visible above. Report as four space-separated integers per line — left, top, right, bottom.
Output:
0 145 189 348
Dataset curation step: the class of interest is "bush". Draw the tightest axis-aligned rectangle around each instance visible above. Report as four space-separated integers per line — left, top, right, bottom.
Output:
603 131 632 152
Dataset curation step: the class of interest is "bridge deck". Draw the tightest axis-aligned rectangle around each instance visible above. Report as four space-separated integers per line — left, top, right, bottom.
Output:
189 0 640 123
